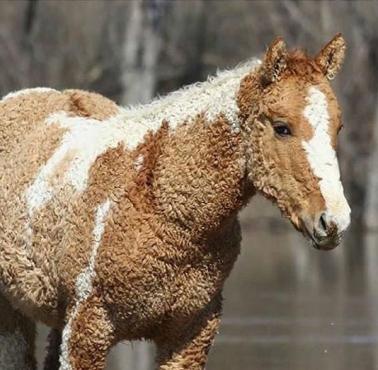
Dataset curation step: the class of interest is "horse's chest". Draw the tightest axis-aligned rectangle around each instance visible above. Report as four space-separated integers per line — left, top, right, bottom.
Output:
111 239 239 335
162 236 240 317
169 262 228 314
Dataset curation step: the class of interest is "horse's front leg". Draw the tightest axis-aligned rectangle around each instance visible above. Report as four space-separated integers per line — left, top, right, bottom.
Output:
156 300 222 370
59 295 115 370
0 293 36 370
43 328 61 370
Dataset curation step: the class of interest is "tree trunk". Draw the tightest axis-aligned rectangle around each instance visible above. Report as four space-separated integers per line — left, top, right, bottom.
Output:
121 0 162 106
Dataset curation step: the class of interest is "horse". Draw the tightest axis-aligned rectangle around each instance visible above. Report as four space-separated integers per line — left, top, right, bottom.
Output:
0 34 350 370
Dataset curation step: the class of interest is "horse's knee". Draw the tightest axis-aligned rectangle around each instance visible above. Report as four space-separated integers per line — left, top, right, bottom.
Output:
59 295 114 370
156 306 222 370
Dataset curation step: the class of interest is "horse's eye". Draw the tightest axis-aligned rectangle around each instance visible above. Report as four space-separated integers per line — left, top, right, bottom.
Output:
273 122 292 137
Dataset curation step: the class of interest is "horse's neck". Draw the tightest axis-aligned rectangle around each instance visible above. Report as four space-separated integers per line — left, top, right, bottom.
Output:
128 59 260 237
139 109 253 238
149 117 251 238
126 58 260 135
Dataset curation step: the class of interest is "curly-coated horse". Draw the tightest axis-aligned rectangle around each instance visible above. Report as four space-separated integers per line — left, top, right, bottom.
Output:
0 34 350 370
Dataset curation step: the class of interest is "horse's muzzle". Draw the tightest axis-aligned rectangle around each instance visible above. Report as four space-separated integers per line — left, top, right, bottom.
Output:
299 212 342 251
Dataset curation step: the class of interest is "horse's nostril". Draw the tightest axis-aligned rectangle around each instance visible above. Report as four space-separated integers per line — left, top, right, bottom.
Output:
319 213 328 232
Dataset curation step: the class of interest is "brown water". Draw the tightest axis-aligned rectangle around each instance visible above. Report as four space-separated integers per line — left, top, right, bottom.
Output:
36 196 378 370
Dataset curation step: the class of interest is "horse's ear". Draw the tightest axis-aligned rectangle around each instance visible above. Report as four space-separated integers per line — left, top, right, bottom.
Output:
315 33 346 80
260 37 288 86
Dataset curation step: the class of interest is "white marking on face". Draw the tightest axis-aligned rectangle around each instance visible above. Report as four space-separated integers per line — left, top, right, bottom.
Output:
59 200 111 370
1 87 57 102
25 59 261 216
302 86 350 232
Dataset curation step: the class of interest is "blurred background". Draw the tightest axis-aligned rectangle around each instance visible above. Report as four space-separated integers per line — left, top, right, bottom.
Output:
1 0 378 369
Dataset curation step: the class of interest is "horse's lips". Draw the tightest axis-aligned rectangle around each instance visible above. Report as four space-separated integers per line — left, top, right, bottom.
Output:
310 227 341 250
299 223 340 251
311 239 339 251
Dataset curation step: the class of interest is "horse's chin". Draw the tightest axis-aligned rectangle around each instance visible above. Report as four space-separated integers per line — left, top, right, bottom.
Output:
311 239 340 251
287 213 342 251
298 223 341 251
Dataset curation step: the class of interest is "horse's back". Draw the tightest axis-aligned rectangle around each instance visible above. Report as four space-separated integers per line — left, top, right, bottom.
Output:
0 87 119 206
0 88 119 150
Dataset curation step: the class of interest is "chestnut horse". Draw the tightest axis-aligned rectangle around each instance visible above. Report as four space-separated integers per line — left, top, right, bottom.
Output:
0 35 350 370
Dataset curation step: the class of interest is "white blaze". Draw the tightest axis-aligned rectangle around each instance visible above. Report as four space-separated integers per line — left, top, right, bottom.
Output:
302 86 350 232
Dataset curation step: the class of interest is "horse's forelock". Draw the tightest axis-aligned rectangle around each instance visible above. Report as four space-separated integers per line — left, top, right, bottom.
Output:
284 50 323 78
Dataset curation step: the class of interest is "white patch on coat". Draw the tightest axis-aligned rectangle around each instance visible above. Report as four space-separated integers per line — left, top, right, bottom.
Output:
1 87 57 102
126 59 260 133
25 59 260 215
134 154 144 171
25 112 125 216
302 86 351 232
0 330 29 370
59 199 111 370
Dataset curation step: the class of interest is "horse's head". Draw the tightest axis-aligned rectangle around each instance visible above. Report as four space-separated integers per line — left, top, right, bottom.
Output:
238 34 350 250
